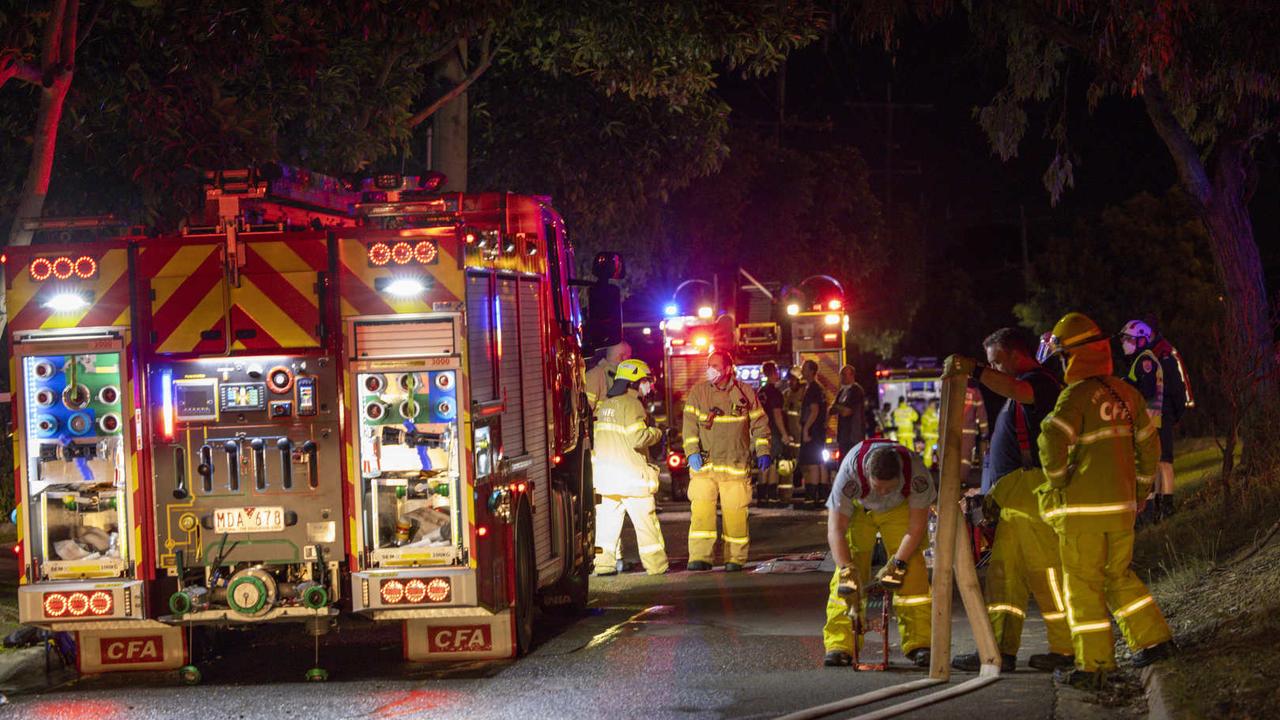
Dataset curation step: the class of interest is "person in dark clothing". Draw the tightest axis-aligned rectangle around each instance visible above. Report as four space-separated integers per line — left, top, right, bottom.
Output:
948 327 1073 674
830 364 866 456
798 360 829 507
757 361 788 506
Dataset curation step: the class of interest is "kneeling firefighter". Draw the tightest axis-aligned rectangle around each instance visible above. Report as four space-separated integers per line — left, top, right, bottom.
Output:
1038 312 1174 688
592 359 668 575
823 439 936 668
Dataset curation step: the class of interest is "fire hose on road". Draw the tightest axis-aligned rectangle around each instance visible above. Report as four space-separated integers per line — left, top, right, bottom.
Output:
778 368 1002 720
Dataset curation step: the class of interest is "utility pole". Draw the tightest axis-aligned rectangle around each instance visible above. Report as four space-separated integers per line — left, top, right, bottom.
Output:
850 85 932 225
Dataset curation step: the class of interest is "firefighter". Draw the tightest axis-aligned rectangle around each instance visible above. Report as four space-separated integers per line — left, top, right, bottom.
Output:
757 361 789 507
782 370 807 501
823 439 935 668
920 399 940 468
592 359 668 576
946 328 1073 675
893 396 919 450
1038 312 1174 688
1119 320 1188 522
683 350 771 571
585 341 632 414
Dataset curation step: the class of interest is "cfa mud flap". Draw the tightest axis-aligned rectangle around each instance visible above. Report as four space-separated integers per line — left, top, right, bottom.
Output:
77 625 187 673
403 611 514 661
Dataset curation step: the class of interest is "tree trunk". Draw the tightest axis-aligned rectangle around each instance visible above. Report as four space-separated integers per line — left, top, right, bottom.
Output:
0 69 74 335
1199 149 1275 471
430 51 468 192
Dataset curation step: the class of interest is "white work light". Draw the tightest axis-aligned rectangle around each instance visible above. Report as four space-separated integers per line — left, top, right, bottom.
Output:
44 292 90 313
381 278 426 297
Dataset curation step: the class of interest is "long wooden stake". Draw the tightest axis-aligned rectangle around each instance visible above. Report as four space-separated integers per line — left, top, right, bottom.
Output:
928 374 968 680
954 506 1000 667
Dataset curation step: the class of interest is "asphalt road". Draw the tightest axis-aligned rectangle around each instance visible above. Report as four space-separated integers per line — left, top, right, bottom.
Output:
1 504 1118 719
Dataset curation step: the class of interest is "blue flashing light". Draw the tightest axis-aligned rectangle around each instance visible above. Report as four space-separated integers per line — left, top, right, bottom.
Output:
663 303 679 317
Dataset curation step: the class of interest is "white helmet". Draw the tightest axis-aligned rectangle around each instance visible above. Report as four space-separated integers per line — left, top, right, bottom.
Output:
1119 319 1154 355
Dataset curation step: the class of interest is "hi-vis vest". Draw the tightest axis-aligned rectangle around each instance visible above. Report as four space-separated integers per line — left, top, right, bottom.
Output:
592 390 662 496
683 378 770 474
1037 375 1160 533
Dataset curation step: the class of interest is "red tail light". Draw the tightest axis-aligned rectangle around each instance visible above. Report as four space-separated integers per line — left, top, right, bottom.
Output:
89 590 113 615
667 453 684 469
67 592 91 616
44 593 68 617
52 257 75 280
380 580 405 604
30 257 52 281
404 579 428 604
413 240 438 264
74 256 97 279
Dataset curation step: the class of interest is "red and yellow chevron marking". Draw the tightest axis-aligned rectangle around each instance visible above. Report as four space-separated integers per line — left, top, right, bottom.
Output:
6 247 131 332
141 242 227 355
230 239 327 350
337 231 463 318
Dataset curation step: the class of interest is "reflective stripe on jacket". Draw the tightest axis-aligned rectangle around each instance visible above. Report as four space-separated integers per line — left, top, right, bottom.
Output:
1037 375 1159 533
683 379 770 470
593 390 662 496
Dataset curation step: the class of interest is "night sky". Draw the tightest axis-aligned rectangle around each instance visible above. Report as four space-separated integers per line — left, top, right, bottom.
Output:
713 14 1280 347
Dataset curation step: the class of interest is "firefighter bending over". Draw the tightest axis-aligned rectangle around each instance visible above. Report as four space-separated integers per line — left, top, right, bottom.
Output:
683 350 771 572
592 359 668 575
823 439 935 668
1038 312 1174 688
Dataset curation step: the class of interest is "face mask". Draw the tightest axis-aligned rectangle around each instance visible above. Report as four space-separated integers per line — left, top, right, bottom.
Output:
705 367 722 383
1121 339 1137 356
638 381 653 397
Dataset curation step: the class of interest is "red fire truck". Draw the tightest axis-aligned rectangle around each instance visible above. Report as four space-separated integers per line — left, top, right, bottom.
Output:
7 166 599 680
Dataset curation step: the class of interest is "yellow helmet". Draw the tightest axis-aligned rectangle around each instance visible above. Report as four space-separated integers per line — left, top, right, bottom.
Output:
1047 312 1113 381
614 359 652 383
1045 312 1108 357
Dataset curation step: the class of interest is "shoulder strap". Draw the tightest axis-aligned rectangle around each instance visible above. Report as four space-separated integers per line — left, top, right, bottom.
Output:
896 446 913 498
1012 400 1035 469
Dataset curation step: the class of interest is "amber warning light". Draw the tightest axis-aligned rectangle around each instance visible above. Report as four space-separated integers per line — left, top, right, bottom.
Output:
30 255 98 281
368 241 438 267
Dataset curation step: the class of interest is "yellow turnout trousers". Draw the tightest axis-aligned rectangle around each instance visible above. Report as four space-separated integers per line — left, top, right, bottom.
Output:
986 515 1073 656
986 467 1073 657
594 494 668 575
1058 529 1172 671
823 502 931 655
687 468 751 564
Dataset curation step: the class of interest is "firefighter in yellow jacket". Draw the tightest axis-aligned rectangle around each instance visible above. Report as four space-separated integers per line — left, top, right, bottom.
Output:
683 350 771 571
920 400 940 468
823 439 936 667
592 359 668 575
1038 312 1174 688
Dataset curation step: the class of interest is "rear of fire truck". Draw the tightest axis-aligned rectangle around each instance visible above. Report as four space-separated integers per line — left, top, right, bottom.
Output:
134 174 351 682
337 178 594 661
7 240 186 674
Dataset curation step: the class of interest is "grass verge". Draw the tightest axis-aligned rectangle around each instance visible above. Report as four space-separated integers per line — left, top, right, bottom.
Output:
1132 441 1280 719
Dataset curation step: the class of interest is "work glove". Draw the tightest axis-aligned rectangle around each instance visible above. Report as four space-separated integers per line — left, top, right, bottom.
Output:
757 454 772 471
835 565 860 599
687 453 704 472
943 354 976 379
874 559 908 591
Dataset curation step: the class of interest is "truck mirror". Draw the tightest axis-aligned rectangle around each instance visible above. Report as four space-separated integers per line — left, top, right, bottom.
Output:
585 281 622 353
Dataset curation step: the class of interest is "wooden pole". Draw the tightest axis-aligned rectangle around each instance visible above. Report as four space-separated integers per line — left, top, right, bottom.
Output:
954 505 1000 667
928 374 968 680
